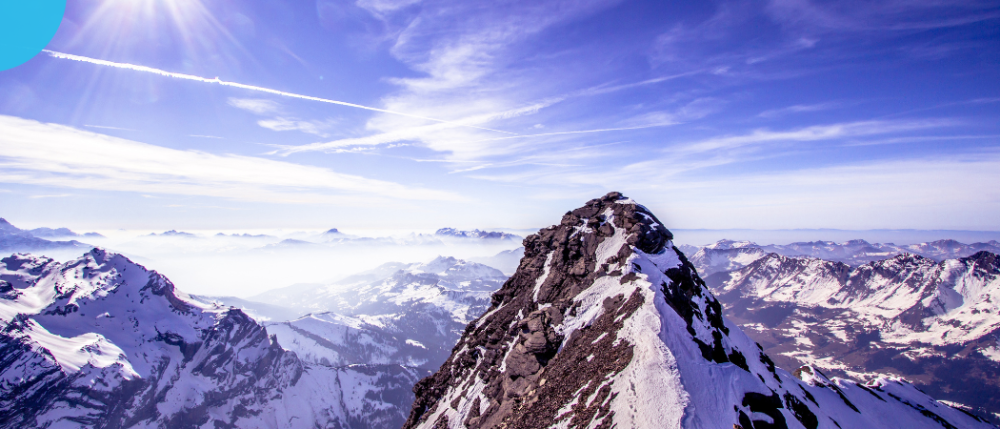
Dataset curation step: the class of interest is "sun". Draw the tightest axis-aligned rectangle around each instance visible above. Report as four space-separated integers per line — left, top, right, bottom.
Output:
66 0 249 68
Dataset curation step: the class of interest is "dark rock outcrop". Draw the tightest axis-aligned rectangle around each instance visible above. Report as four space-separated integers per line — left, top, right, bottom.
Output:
403 192 993 429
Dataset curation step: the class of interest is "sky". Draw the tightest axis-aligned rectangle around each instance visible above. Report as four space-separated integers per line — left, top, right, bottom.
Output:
1 0 999 233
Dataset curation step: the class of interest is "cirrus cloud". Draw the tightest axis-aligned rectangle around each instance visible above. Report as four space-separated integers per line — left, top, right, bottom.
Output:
0 115 460 204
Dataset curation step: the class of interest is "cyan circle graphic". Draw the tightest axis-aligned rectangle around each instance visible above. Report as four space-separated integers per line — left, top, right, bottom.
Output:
0 0 67 71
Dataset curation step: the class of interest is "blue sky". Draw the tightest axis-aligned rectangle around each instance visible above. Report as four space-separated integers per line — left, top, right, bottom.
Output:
0 0 998 232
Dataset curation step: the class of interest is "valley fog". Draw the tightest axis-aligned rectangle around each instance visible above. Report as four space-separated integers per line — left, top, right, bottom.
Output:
51 226 1000 298
71 229 522 297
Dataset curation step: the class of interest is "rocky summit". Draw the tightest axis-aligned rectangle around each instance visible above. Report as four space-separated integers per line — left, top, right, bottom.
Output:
403 192 993 429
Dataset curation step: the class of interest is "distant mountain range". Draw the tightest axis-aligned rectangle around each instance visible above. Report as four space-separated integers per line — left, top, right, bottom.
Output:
0 249 422 428
0 218 92 255
204 256 508 372
404 192 990 429
26 227 103 238
5 210 998 427
708 250 1000 420
687 238 1000 278
434 228 521 241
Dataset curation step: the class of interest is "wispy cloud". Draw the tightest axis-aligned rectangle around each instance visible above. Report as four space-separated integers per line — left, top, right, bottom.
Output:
841 134 1000 147
0 115 460 204
29 194 74 199
677 119 954 154
227 98 281 115
757 102 844 118
44 50 512 134
189 135 224 139
84 124 135 131
273 98 564 155
257 118 335 137
462 118 965 190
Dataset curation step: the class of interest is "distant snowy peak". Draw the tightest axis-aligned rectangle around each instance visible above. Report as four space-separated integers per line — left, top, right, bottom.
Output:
690 245 768 278
404 192 986 429
0 249 419 429
245 256 507 372
434 228 522 241
338 257 506 316
403 256 508 282
214 232 274 238
704 239 759 249
146 229 197 237
715 250 1000 339
27 227 103 238
0 218 92 254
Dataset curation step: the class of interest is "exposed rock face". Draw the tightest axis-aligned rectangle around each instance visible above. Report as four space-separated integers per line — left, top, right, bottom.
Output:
0 249 419 429
711 251 1000 421
403 192 993 429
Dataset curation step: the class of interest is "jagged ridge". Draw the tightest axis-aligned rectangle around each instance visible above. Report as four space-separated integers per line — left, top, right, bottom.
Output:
0 249 419 429
404 192 993 429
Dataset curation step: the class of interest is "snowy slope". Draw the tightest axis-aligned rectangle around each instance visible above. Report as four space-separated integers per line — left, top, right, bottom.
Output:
711 251 1000 420
252 257 507 371
404 192 993 429
0 249 420 429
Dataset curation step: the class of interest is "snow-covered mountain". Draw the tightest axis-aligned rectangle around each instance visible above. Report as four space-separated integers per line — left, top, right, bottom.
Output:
689 243 769 278
27 227 103 239
403 193 990 429
0 218 92 255
435 228 521 241
0 249 420 429
709 251 1000 421
246 257 507 371
689 238 1000 277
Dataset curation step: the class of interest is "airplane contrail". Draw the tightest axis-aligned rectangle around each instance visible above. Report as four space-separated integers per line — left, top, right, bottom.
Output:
43 50 515 135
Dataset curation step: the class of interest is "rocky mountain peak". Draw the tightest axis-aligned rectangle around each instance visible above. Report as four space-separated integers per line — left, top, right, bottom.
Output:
404 193 992 429
966 250 1000 270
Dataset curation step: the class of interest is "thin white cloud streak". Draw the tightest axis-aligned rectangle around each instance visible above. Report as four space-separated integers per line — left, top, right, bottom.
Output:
465 124 677 146
757 102 843 118
28 194 74 199
463 120 964 189
257 118 333 136
407 141 627 174
575 70 706 96
227 98 281 115
84 124 135 131
678 120 954 153
44 50 513 135
274 98 564 155
842 134 1000 146
279 97 685 158
0 115 460 203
